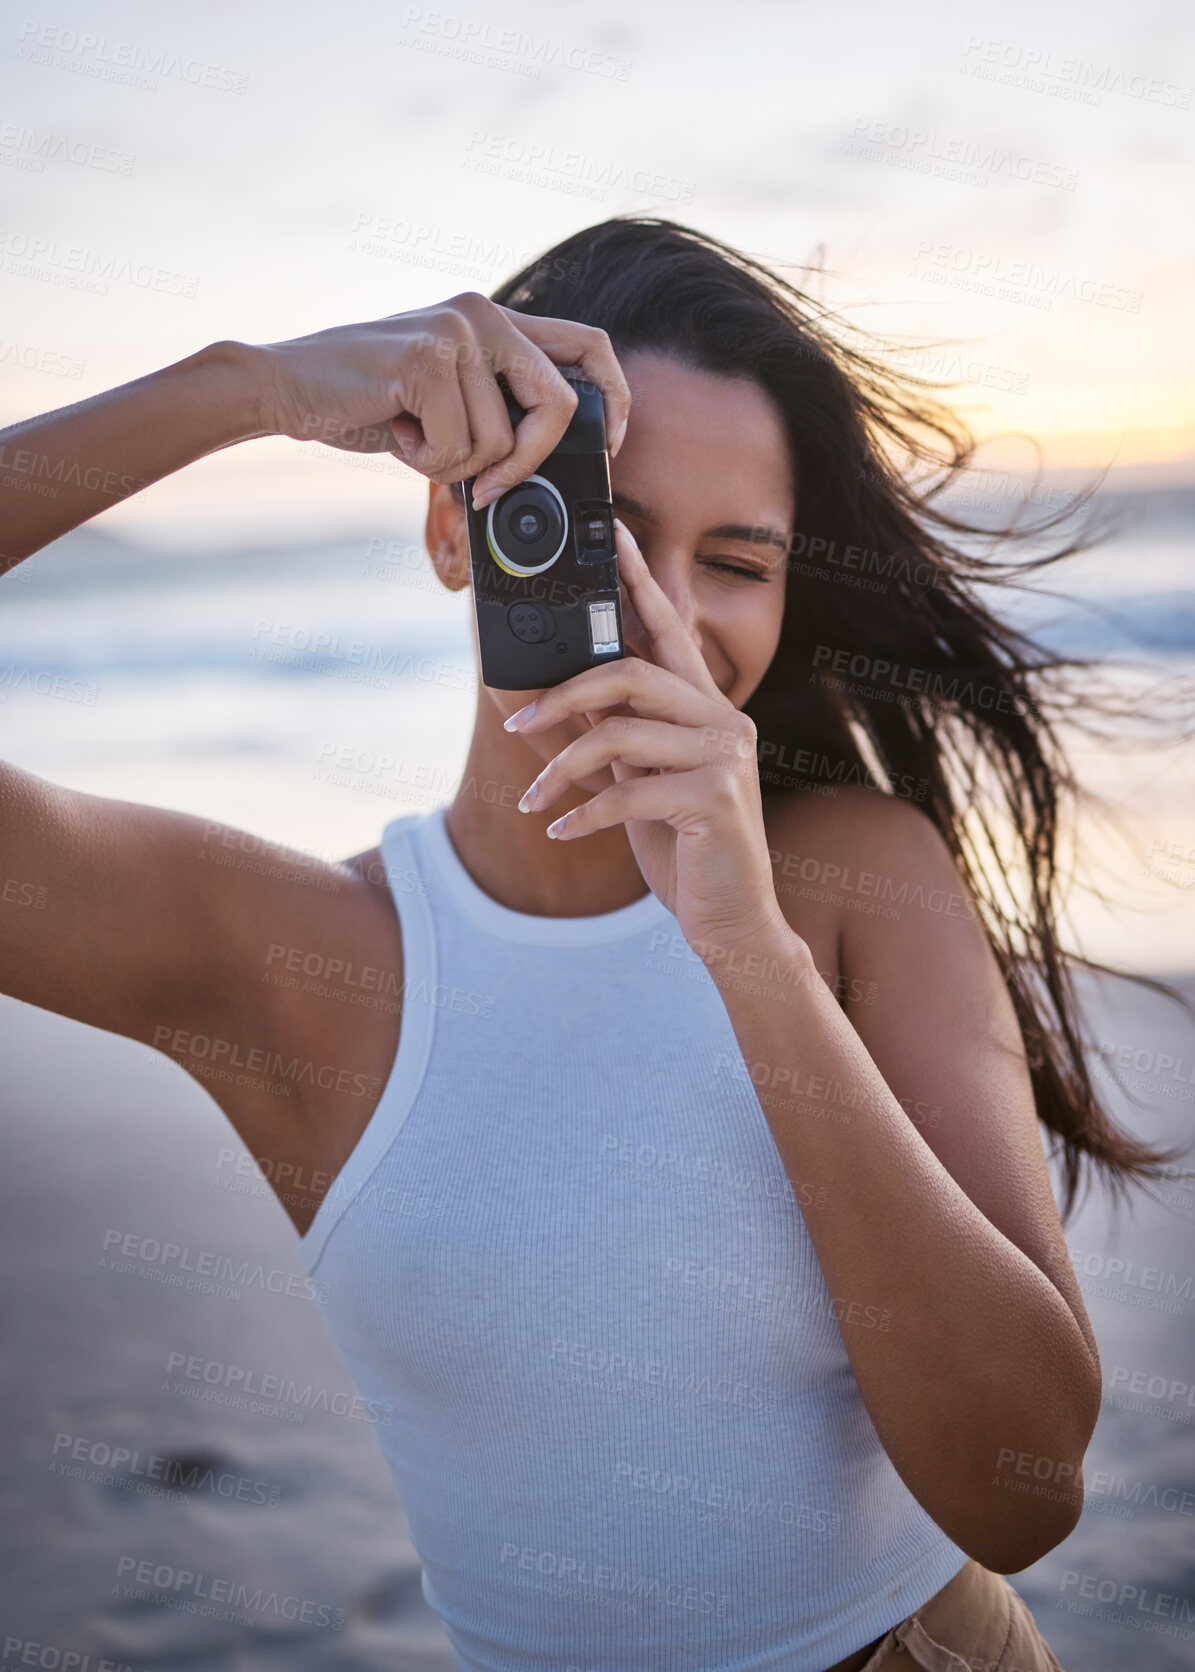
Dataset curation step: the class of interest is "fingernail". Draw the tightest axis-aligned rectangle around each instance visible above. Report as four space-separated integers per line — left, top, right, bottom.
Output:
472 484 498 510
504 701 536 731
610 416 627 455
517 775 541 812
546 815 567 839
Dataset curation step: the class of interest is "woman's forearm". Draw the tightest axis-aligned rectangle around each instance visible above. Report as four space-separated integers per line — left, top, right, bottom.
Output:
0 297 635 572
0 340 266 570
704 921 1101 1573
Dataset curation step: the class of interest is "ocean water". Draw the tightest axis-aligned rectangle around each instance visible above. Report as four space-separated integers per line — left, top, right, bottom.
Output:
1 487 1193 864
1 490 1193 1665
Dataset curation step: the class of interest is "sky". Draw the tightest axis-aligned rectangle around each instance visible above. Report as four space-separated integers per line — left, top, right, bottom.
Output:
1 0 1193 547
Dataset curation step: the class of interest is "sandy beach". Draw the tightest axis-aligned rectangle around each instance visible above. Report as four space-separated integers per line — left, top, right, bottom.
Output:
0 995 457 1669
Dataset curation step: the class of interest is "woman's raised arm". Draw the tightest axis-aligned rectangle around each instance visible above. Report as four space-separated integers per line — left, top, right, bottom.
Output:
0 292 632 567
0 292 631 1113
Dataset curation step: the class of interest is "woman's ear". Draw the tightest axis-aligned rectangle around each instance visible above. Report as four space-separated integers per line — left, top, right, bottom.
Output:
425 481 472 592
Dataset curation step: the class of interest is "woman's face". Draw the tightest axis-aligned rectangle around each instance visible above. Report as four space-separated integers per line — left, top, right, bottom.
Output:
602 350 793 710
428 349 794 789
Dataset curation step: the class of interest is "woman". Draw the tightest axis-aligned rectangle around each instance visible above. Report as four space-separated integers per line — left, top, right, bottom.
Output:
1 216 1180 1672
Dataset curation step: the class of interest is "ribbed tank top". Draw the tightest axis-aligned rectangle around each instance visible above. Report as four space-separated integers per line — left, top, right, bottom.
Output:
300 804 968 1671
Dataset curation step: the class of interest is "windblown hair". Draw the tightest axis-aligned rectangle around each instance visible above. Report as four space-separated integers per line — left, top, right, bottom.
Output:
485 214 1189 1222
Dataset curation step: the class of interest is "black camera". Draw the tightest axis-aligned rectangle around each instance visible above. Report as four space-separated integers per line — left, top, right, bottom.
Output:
462 370 624 690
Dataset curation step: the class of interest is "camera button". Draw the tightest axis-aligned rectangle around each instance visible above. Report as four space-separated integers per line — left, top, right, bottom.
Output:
507 601 557 645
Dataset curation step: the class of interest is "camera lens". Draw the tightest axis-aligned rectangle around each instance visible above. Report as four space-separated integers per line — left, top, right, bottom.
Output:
512 506 547 543
487 475 567 575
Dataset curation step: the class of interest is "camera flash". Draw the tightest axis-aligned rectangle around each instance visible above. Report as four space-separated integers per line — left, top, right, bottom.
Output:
587 601 620 656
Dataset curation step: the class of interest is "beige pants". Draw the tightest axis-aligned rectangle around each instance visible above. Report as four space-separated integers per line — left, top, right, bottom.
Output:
854 1558 1065 1672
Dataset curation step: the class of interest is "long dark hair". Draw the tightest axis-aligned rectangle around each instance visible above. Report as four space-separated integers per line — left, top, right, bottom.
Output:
486 214 1190 1223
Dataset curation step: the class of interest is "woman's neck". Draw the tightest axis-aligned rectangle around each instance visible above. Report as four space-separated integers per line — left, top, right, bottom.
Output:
442 703 650 918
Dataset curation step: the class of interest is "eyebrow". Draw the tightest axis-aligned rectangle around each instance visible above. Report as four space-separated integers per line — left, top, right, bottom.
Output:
611 491 790 553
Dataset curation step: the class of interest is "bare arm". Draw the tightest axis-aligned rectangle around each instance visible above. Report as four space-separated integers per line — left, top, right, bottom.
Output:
0 291 633 567
706 788 1100 1574
0 341 266 565
0 291 632 1043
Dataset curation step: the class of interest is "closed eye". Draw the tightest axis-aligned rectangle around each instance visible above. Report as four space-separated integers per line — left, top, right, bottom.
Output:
701 559 771 582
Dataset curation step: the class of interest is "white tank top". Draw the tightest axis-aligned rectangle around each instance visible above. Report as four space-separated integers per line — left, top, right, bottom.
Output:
300 804 967 1671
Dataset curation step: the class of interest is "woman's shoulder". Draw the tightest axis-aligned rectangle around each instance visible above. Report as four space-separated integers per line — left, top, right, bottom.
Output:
761 785 973 953
762 782 949 881
763 780 938 837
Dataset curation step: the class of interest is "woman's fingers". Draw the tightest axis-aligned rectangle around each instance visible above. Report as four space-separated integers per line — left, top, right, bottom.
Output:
431 295 616 504
519 717 704 813
469 341 579 505
612 519 723 697
506 657 721 735
499 307 633 456
262 294 632 495
399 351 518 482
542 768 710 841
391 366 470 478
455 356 517 479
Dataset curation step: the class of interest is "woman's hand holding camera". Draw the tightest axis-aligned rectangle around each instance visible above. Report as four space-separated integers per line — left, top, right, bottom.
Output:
254 292 632 507
505 519 794 965
0 290 630 566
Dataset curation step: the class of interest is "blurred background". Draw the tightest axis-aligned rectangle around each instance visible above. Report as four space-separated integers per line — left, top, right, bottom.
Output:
1 0 1193 1665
